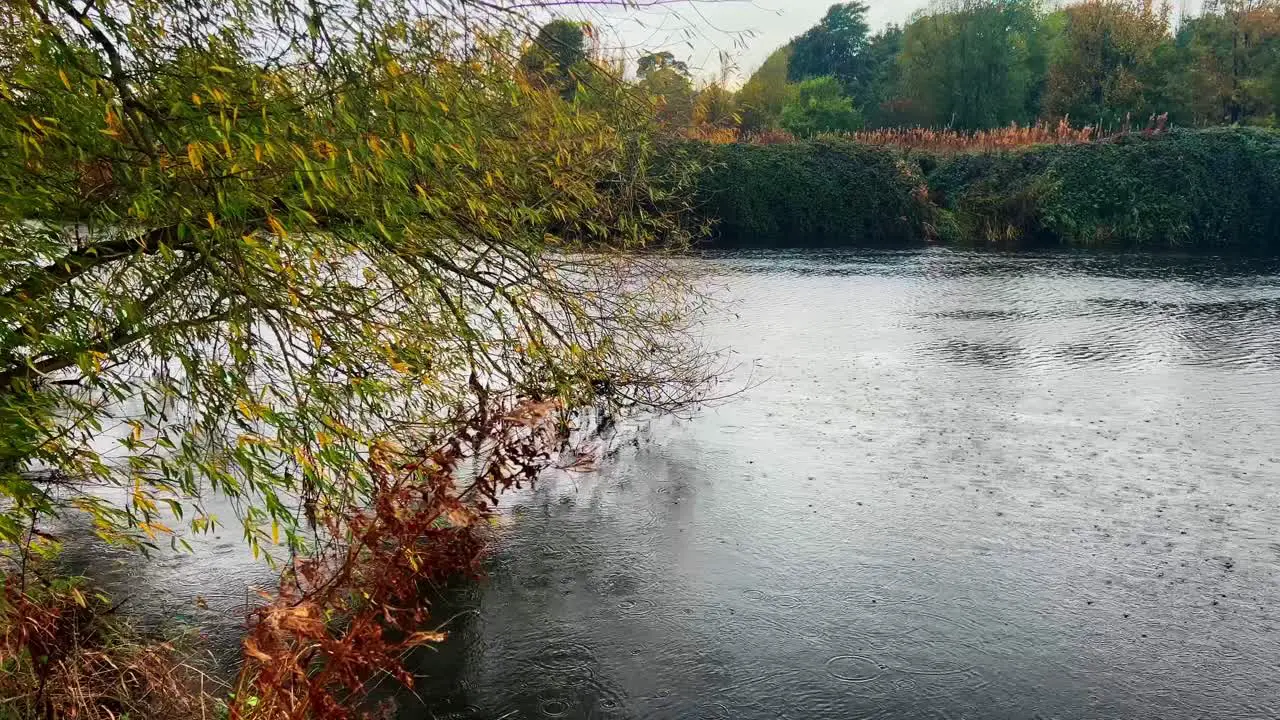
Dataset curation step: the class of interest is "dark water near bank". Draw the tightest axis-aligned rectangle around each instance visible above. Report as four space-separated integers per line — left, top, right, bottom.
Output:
74 250 1280 718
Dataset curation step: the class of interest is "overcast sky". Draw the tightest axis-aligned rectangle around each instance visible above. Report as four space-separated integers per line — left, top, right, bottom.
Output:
586 0 933 84
571 0 1206 86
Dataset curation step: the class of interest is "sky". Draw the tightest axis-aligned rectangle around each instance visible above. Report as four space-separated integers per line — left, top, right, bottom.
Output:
569 0 1208 86
584 0 930 85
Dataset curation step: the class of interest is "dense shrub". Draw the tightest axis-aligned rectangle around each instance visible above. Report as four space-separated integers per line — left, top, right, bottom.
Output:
927 128 1280 251
684 128 1280 252
683 139 926 247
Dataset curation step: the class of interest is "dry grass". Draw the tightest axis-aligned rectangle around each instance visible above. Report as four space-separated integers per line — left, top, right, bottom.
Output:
848 118 1100 151
1 570 225 720
703 114 1171 152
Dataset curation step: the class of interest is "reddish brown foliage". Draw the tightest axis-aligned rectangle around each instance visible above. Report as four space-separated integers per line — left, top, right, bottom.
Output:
704 115 1172 152
848 119 1099 151
231 398 564 720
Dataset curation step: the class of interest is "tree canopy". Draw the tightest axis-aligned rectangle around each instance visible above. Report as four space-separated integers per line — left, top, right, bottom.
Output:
781 76 865 135
637 51 696 127
521 19 593 99
1044 0 1171 125
730 0 1280 134
737 46 794 133
789 2 874 90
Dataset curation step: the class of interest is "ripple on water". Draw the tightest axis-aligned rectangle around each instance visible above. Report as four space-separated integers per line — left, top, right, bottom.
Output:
697 702 732 719
560 673 628 717
533 640 597 673
670 603 737 624
888 668 992 703
616 597 658 617
825 655 886 684
878 635 982 679
538 696 571 717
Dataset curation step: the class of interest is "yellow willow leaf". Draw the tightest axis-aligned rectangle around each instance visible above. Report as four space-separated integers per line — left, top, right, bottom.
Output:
266 215 288 238
130 421 142 443
315 431 331 447
58 70 71 90
207 212 218 229
70 588 87 608
405 631 447 646
191 93 202 106
187 142 203 171
236 399 257 420
271 521 279 545
104 107 119 132
293 446 313 472
254 143 263 163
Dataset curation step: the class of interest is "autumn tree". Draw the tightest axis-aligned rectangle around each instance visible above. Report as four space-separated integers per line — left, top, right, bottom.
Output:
861 25 908 126
694 83 739 128
1043 0 1173 126
789 3 874 89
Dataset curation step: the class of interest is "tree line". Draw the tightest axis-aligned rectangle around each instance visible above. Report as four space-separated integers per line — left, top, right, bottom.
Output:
534 1 1280 137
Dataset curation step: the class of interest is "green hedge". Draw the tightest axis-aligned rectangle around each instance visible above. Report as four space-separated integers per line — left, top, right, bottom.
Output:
928 128 1280 251
682 139 925 247
684 128 1280 252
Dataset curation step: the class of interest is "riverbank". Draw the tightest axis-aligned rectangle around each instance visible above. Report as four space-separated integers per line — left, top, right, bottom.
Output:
684 128 1280 252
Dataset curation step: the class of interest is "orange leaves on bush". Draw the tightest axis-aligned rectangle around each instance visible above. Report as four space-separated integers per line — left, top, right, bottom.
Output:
231 397 566 719
714 116 1171 153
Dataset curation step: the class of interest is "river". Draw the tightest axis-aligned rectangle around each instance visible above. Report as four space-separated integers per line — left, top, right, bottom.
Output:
68 249 1280 719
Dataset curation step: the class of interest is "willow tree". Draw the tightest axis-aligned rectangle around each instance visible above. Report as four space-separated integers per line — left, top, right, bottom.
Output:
0 0 713 559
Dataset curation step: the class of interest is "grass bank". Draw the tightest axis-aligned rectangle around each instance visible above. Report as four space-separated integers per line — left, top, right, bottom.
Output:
686 128 1280 252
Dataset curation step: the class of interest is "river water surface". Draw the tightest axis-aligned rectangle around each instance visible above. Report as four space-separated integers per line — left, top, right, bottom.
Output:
74 250 1280 719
